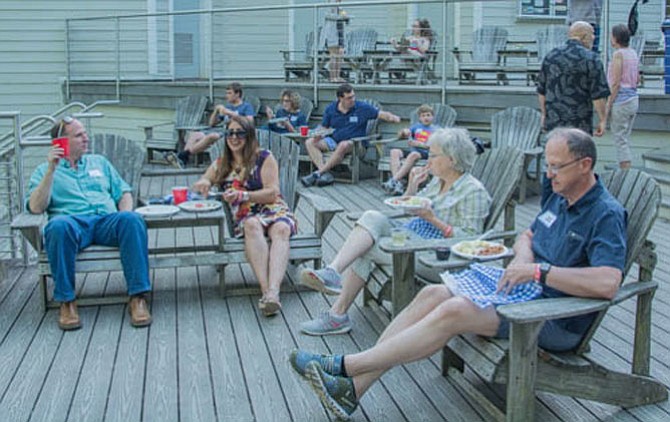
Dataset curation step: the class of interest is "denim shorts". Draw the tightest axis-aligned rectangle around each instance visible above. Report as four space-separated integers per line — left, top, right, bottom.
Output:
405 147 429 159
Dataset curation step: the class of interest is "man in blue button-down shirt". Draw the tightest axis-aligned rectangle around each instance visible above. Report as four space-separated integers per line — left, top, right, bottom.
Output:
28 118 152 331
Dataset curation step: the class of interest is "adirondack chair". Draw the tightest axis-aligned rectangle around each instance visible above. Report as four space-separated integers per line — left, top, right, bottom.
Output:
490 106 543 203
210 130 344 295
375 104 458 182
354 147 525 316
11 134 147 310
318 98 382 184
441 169 667 421
527 25 568 85
455 26 508 85
387 30 440 85
269 97 315 126
281 29 329 82
142 95 209 163
342 27 378 83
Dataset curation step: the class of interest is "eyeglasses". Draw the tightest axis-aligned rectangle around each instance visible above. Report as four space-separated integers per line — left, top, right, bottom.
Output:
546 157 585 175
226 130 247 139
57 116 74 138
428 152 447 159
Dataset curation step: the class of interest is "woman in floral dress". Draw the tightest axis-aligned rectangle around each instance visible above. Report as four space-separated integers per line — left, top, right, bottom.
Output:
193 116 297 316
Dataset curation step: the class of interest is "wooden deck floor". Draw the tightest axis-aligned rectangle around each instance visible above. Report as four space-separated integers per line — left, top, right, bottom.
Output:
0 173 668 422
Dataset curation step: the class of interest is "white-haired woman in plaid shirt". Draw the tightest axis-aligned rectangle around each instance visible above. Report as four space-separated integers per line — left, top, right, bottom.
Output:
298 127 491 337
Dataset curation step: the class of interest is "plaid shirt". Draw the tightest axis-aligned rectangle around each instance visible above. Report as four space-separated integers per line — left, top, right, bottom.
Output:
403 173 491 239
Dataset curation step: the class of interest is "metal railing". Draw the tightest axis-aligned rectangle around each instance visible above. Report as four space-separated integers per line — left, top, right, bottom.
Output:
63 0 667 103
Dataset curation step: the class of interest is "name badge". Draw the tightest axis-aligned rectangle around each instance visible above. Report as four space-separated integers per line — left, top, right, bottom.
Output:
538 210 557 228
349 116 358 123
89 169 103 177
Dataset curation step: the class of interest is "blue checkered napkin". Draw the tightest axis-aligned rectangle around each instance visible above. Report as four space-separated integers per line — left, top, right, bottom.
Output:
403 217 444 240
441 263 543 308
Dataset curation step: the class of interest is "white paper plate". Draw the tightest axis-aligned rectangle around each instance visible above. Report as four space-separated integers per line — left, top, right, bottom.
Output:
135 205 180 218
268 117 289 124
451 240 509 260
178 200 222 213
384 196 432 210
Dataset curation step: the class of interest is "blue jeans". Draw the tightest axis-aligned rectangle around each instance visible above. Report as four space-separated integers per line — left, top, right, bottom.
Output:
44 212 151 302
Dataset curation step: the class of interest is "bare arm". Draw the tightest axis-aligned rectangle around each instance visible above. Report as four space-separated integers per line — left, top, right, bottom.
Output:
378 110 401 123
28 147 62 214
192 162 219 197
117 192 133 211
537 94 546 130
606 51 623 116
593 98 607 137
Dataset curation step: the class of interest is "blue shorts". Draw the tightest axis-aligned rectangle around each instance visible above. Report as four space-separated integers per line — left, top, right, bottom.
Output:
324 136 338 151
405 147 429 159
495 318 583 352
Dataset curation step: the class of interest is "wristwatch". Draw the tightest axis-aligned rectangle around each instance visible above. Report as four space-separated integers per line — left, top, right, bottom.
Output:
539 263 552 285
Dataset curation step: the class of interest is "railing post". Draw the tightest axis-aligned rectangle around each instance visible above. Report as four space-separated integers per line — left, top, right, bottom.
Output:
65 19 71 102
115 17 121 101
313 5 319 107
441 0 447 104
209 11 215 102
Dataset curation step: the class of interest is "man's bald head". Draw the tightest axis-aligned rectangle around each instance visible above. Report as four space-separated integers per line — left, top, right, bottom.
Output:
569 21 596 50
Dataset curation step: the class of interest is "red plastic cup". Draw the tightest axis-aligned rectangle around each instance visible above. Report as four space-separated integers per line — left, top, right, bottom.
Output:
172 186 188 205
300 126 309 136
52 137 70 158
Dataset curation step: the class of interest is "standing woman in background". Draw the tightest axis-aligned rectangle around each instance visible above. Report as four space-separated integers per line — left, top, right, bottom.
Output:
607 24 639 169
321 0 348 82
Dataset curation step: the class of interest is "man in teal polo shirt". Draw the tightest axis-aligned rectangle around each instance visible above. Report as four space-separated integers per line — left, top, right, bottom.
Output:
28 118 152 331
301 83 400 187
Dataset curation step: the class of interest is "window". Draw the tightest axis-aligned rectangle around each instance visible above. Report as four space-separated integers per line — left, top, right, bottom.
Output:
519 0 567 18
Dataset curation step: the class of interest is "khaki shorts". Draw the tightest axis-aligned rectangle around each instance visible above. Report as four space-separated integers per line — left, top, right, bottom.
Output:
352 210 442 282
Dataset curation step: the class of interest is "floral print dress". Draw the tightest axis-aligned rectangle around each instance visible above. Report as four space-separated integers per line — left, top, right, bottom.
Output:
220 149 298 238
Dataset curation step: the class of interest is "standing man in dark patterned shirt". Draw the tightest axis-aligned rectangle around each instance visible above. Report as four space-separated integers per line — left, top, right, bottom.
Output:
537 21 610 137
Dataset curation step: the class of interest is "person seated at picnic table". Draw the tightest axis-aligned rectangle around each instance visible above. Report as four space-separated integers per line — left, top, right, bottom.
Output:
301 83 401 187
28 117 152 331
382 103 440 196
391 18 432 58
289 127 627 420
298 127 491 336
165 82 255 169
264 89 307 134
192 116 297 317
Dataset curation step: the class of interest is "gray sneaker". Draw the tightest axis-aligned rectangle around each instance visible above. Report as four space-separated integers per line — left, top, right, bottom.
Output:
382 177 396 194
164 151 183 169
301 171 320 187
316 171 334 187
300 311 352 336
300 267 342 295
392 179 405 196
305 361 358 421
289 349 344 377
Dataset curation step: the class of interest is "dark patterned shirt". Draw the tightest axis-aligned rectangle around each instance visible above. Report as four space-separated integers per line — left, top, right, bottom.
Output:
537 39 610 134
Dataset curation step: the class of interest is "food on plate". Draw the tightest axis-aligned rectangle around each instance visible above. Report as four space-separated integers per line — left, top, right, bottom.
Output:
385 196 431 208
453 240 506 257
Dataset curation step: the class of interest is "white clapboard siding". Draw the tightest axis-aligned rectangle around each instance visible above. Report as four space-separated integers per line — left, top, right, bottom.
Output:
0 1 145 121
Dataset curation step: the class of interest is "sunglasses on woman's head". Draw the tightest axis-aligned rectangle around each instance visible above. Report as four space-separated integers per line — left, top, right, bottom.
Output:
226 130 247 139
57 116 74 138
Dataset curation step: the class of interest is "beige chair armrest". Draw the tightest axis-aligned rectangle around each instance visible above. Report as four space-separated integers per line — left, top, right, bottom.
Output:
298 191 344 237
11 212 47 251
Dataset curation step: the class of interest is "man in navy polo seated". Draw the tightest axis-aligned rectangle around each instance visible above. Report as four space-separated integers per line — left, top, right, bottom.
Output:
301 83 400 187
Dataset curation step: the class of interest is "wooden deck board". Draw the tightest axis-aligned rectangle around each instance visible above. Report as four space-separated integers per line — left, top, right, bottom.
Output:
0 174 668 421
